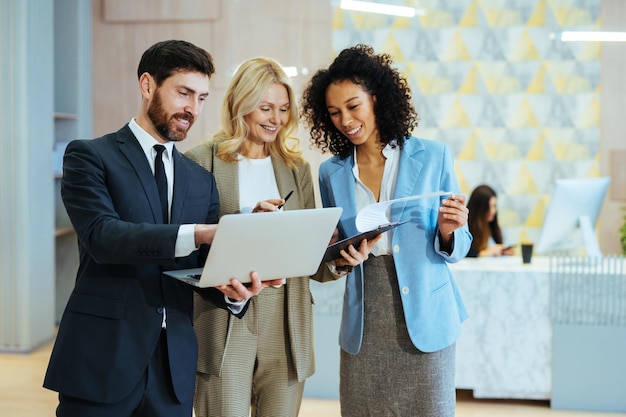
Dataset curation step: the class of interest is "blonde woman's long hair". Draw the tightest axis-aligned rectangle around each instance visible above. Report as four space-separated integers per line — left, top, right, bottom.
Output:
214 57 304 170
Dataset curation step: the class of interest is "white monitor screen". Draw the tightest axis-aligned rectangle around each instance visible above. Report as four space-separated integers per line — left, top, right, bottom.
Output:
535 177 610 257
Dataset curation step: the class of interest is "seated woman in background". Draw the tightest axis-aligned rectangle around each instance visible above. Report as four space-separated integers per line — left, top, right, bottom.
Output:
466 184 515 257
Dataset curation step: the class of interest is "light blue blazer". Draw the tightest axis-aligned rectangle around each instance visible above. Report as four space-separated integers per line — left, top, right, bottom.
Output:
319 136 471 354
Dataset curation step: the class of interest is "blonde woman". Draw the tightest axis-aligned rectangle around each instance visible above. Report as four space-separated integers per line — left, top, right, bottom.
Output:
186 57 371 417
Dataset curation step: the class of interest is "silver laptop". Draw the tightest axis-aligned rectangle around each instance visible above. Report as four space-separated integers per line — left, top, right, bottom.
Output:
164 207 343 287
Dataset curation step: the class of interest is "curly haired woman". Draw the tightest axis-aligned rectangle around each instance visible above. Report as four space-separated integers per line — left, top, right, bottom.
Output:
300 44 472 417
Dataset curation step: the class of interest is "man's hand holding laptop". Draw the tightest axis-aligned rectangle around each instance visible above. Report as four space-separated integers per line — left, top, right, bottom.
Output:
192 223 282 301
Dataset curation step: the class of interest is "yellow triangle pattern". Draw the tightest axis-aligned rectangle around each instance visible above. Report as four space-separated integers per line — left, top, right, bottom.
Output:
495 73 523 94
442 31 472 62
544 62 574 94
476 62 506 94
545 135 572 161
577 96 600 129
333 8 345 29
563 75 591 94
406 62 440 94
587 165 602 177
526 132 546 160
525 195 548 228
383 33 405 62
510 97 540 128
563 8 596 26
416 14 429 28
423 10 455 29
458 0 479 27
563 143 591 161
517 230 533 244
475 129 506 160
526 64 546 93
544 128 574 143
547 1 569 27
457 133 479 160
498 208 520 227
480 6 500 27
458 65 479 94
456 170 470 193
511 30 541 61
510 165 539 195
480 139 499 161
496 8 524 27
527 0 547 27
350 13 387 30
347 13 364 30
578 42 602 61
442 97 472 128
391 16 413 29
492 142 522 160
430 75 454 95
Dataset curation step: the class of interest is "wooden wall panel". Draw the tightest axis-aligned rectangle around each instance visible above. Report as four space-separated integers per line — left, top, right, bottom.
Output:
609 151 626 202
600 0 626 253
103 0 220 22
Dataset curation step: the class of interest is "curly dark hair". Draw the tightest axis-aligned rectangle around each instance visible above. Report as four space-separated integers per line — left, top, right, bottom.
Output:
300 44 418 158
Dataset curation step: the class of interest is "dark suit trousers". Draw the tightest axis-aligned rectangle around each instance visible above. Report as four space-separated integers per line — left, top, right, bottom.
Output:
56 330 192 417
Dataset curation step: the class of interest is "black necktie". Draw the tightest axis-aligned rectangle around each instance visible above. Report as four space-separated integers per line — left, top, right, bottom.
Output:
154 145 169 224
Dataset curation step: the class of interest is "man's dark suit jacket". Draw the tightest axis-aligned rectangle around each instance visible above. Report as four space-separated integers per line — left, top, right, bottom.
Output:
44 124 224 405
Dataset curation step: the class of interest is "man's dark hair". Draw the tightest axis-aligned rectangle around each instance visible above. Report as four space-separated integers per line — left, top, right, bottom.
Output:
137 40 215 86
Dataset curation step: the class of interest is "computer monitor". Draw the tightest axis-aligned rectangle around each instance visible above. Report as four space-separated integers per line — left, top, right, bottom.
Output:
535 176 611 258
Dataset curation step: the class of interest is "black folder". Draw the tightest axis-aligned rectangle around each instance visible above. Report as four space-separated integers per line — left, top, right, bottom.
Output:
323 220 409 262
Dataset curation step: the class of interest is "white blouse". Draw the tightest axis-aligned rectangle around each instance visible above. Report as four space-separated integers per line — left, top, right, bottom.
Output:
237 154 280 213
352 143 400 256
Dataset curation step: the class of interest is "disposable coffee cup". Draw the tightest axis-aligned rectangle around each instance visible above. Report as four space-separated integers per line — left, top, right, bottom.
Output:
521 243 533 264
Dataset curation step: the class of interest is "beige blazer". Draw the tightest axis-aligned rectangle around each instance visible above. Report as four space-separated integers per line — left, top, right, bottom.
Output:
185 140 339 382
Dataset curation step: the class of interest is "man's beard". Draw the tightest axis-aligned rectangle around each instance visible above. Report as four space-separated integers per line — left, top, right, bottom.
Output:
147 90 195 142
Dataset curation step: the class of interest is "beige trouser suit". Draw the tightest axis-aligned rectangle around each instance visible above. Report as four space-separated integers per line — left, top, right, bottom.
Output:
186 142 340 417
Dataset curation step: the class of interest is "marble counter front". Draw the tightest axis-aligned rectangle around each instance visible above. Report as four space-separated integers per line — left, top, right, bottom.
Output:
450 256 552 399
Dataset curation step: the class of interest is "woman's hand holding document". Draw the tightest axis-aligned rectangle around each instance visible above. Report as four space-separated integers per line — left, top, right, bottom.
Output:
324 191 452 261
355 190 453 231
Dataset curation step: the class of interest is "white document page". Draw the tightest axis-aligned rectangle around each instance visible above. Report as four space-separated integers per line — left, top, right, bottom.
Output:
355 191 453 232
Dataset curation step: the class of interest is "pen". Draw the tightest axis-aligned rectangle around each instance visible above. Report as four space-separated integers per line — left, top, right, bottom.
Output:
277 190 294 209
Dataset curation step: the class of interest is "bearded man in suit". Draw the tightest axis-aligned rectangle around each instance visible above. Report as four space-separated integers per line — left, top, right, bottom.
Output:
43 39 280 417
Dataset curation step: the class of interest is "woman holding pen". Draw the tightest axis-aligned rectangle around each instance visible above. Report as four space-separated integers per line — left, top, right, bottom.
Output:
185 56 372 417
300 44 472 417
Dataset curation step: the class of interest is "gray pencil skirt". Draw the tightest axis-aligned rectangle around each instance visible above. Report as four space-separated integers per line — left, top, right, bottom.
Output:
339 255 456 417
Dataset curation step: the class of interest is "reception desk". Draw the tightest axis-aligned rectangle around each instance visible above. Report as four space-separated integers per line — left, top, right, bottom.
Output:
305 255 626 404
450 256 552 399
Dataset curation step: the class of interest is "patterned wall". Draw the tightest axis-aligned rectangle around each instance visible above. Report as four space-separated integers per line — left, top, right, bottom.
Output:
332 0 601 245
